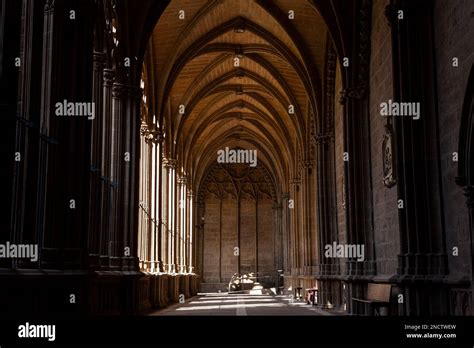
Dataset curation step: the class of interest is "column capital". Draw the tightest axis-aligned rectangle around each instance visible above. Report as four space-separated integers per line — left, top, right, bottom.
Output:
177 175 187 185
141 125 156 144
103 68 115 87
339 86 368 104
44 0 55 13
112 82 143 99
140 122 149 137
299 159 315 170
93 52 106 71
150 129 163 144
163 158 178 169
312 132 334 146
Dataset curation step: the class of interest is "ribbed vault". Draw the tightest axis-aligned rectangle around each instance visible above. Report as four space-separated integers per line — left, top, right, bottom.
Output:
143 0 330 199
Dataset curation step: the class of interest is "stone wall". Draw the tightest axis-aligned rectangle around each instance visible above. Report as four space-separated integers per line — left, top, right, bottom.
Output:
201 196 276 291
257 200 275 276
221 199 239 281
434 0 474 280
240 199 256 274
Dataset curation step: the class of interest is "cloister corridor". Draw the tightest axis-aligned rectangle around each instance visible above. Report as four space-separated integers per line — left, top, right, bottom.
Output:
150 293 340 316
1 0 473 319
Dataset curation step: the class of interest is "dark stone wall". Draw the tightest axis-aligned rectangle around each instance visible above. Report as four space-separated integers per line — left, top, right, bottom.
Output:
434 0 474 281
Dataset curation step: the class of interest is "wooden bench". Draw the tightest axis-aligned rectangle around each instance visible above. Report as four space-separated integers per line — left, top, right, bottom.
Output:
352 283 391 315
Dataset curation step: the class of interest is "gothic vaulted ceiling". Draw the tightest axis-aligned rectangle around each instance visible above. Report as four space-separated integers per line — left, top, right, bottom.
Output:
143 0 331 195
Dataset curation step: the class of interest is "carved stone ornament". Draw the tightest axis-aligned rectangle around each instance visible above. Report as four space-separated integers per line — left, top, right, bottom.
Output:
382 124 396 188
199 162 275 201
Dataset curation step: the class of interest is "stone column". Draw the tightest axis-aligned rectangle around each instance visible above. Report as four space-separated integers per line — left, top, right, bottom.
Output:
386 0 448 315
122 84 142 272
37 0 95 269
281 193 290 274
108 83 124 268
313 133 336 275
148 129 158 273
99 68 114 269
289 178 300 276
35 0 58 268
10 0 43 269
167 158 178 273
0 0 22 269
109 82 143 271
313 131 339 308
272 202 283 273
138 122 149 271
196 200 205 275
177 175 187 273
155 130 164 273
145 127 155 271
162 158 170 272
339 0 376 278
187 190 195 273
175 175 182 272
88 51 106 269
299 159 314 275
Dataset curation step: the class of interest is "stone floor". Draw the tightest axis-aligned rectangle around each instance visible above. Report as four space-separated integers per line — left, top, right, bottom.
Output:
150 293 345 316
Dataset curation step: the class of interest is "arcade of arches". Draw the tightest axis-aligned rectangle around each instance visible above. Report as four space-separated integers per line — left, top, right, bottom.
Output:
1 0 474 316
